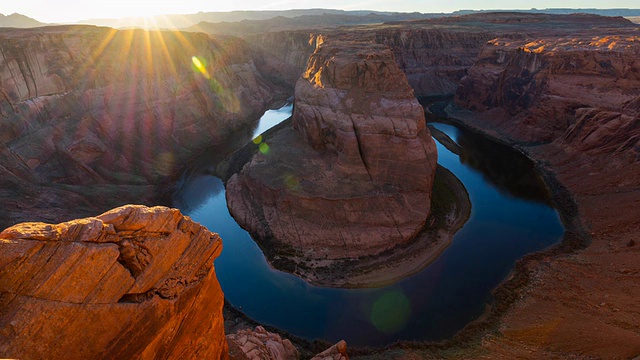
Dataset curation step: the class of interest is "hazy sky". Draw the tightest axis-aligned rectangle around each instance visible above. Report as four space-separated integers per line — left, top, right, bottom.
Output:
3 0 638 23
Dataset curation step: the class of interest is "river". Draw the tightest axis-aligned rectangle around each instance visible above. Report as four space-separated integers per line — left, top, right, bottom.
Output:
173 105 564 346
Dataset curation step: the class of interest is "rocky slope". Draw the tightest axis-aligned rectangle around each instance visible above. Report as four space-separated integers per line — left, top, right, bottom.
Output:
0 205 227 359
0 26 280 229
455 30 640 148
226 38 437 267
429 15 640 359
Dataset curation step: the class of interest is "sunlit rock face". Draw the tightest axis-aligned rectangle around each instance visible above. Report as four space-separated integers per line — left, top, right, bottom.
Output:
0 26 278 228
0 205 227 360
454 15 640 158
227 38 437 260
245 31 320 89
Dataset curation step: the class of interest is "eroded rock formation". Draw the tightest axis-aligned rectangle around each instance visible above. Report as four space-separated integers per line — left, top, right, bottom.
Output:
0 26 280 229
454 16 639 154
245 31 321 88
227 326 300 360
374 28 492 97
226 38 437 264
0 205 227 359
310 340 349 360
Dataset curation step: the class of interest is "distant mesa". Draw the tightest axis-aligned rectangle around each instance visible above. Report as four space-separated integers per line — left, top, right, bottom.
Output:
0 13 46 28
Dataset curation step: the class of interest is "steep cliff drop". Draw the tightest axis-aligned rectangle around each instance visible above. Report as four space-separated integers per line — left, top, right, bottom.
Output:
226 38 439 286
0 205 227 359
0 26 281 229
455 28 640 149
437 14 640 359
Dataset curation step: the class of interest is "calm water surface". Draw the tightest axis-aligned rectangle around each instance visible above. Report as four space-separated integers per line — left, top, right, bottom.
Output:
173 107 564 346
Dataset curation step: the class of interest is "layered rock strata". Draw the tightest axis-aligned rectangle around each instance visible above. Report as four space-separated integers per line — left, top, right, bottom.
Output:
245 31 321 89
0 26 279 228
0 205 227 359
437 16 640 359
227 326 300 359
454 20 640 151
227 39 437 263
374 28 493 97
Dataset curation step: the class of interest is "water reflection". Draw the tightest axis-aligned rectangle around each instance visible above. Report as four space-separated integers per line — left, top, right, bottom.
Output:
173 108 564 346
429 123 553 205
173 104 292 212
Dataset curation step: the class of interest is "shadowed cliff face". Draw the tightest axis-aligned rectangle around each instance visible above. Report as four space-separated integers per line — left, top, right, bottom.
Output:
245 31 320 89
0 26 280 228
374 29 492 97
0 205 227 360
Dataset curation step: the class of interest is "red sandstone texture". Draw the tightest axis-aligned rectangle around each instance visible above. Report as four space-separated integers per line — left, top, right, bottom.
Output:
0 26 280 229
0 205 228 359
228 326 300 359
226 38 437 261
456 32 640 147
437 16 640 359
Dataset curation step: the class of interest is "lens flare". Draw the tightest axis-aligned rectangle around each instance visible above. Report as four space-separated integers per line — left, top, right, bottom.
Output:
283 174 301 190
191 56 210 79
370 290 411 334
259 142 270 154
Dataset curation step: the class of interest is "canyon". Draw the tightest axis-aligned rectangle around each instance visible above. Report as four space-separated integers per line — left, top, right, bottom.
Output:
0 11 639 359
226 36 440 277
0 26 285 230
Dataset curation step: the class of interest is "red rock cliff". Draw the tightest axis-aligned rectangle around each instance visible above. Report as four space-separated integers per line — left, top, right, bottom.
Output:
245 31 320 88
454 21 639 157
0 205 227 359
374 28 492 97
226 38 437 264
0 26 280 228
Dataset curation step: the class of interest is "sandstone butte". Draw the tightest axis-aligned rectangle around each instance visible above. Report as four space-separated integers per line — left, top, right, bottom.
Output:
226 36 438 262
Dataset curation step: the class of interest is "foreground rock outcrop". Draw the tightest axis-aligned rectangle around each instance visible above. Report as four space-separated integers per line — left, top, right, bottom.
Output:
0 205 227 359
227 326 300 359
0 26 281 229
227 38 437 274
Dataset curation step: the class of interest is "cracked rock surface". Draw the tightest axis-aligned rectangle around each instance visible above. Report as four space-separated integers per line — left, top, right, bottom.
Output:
0 205 227 360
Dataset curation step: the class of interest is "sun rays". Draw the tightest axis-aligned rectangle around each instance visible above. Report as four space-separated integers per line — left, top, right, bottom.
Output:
63 21 244 181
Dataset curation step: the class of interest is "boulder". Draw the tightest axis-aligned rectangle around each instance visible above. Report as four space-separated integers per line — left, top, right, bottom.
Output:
0 205 228 360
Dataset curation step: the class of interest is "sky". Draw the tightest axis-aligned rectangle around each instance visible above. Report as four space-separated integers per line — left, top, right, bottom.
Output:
2 0 638 23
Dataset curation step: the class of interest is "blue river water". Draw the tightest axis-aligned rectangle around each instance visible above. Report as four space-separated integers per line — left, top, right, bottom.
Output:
173 107 564 346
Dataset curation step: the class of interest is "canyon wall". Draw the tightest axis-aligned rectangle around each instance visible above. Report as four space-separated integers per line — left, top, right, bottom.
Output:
0 205 227 359
441 15 640 359
453 16 639 157
0 26 280 228
245 31 320 88
226 38 437 264
245 27 492 98
373 28 492 97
